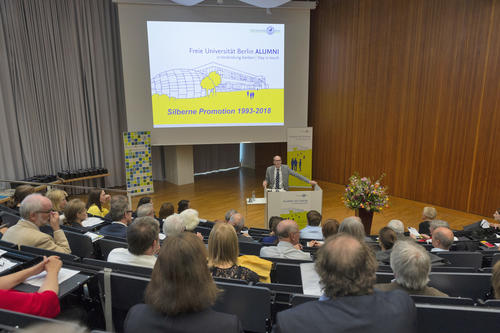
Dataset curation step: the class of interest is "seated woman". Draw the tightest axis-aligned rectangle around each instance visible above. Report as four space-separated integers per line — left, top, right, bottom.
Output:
375 227 397 264
45 189 68 215
177 199 190 213
86 189 110 218
63 199 88 229
6 185 35 211
208 223 259 284
159 202 175 221
124 232 242 333
133 196 152 218
0 256 62 318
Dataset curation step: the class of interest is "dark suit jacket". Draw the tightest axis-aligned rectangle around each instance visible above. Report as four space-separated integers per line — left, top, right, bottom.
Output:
274 290 416 333
124 304 242 333
98 222 127 239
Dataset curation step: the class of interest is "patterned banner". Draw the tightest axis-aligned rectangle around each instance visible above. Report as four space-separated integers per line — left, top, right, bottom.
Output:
287 127 313 188
123 131 154 195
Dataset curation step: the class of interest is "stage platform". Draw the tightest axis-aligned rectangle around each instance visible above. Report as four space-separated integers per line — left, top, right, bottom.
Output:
134 168 490 234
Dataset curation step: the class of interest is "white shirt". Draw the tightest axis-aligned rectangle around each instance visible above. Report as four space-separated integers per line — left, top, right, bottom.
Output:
272 167 283 190
430 247 449 253
107 248 156 268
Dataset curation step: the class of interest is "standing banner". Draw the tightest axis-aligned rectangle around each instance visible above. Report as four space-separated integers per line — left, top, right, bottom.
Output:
287 127 313 188
123 131 154 195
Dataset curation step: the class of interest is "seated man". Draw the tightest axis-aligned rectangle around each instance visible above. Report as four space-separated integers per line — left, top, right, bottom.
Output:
274 234 416 332
260 220 312 261
162 214 185 237
375 240 448 296
431 227 454 252
3 194 71 253
228 213 257 243
99 195 132 239
261 216 283 245
300 210 323 240
108 216 159 268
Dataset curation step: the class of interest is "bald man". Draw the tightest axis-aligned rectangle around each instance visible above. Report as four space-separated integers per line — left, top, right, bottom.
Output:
260 220 311 260
3 194 71 253
431 227 454 252
263 155 317 191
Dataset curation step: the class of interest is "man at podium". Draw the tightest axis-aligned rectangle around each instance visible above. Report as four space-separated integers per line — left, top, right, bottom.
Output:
262 155 317 191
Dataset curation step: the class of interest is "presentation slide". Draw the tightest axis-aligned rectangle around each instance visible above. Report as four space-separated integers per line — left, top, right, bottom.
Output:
147 21 285 128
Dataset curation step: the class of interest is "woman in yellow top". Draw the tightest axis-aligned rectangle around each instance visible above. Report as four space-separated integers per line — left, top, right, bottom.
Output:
86 189 111 217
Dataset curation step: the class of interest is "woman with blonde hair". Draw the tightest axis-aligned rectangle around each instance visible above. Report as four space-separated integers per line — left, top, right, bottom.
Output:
124 232 242 333
46 189 68 214
63 199 88 229
208 222 259 283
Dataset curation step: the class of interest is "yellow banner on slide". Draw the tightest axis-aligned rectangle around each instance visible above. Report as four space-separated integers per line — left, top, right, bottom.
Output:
152 89 284 127
288 148 313 187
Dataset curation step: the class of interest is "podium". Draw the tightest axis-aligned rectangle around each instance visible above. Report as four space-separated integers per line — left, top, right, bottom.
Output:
264 185 323 229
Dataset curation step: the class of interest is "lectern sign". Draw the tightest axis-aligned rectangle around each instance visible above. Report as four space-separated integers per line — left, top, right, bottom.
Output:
123 131 154 195
287 127 313 188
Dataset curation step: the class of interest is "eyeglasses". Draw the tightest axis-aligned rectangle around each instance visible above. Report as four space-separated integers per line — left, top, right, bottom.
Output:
36 209 54 214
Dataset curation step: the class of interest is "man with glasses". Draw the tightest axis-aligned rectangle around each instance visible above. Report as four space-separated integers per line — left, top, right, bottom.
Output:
98 195 133 239
262 155 317 191
3 194 71 253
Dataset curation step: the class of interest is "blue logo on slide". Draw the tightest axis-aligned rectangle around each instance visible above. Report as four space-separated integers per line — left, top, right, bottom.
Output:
266 26 274 35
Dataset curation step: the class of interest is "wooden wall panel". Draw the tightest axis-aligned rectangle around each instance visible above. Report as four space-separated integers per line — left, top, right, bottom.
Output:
309 0 499 215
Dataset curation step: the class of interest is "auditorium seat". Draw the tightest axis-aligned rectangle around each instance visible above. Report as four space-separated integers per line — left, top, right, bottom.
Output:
482 299 500 307
428 272 492 300
64 230 95 258
82 258 152 277
96 238 127 260
238 241 262 255
273 263 302 285
490 252 500 267
290 294 319 307
0 308 69 329
0 211 20 227
410 295 475 306
19 245 79 262
435 251 483 269
415 303 500 332
194 226 212 237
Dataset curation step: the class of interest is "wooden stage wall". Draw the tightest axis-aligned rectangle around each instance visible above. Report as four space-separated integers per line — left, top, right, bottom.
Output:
308 0 500 217
136 168 492 234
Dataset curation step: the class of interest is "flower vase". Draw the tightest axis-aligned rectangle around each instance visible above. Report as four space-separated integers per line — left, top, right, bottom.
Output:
355 208 374 235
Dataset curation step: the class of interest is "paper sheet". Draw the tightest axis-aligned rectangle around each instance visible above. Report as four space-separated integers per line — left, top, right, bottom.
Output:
0 249 7 257
0 257 18 273
82 217 104 228
84 232 104 242
300 262 322 296
24 267 80 287
159 233 166 240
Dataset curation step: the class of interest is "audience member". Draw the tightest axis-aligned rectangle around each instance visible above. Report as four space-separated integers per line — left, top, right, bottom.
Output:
274 234 416 332
224 209 238 223
7 184 35 211
375 240 448 297
492 261 500 299
108 216 159 268
136 203 155 218
63 199 88 229
177 199 190 213
387 219 405 238
208 223 259 283
86 189 110 218
492 208 500 229
158 202 175 221
375 227 397 264
0 255 62 318
45 189 68 214
228 213 257 243
338 216 366 242
321 219 339 239
134 197 152 215
98 195 132 239
300 210 323 240
260 220 312 261
431 227 454 252
261 216 283 244
181 208 200 231
162 214 185 237
3 194 71 253
124 232 242 333
418 206 437 236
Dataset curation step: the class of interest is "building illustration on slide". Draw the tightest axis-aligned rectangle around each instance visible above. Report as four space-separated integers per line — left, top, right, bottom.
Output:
150 62 269 98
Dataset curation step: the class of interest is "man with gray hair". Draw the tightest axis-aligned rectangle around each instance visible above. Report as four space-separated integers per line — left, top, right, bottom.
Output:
260 220 311 260
275 234 416 332
431 227 454 252
3 194 71 253
338 216 367 242
98 195 132 239
136 203 155 218
229 213 257 243
108 216 159 268
387 219 405 238
163 214 185 236
375 240 448 296
224 209 237 222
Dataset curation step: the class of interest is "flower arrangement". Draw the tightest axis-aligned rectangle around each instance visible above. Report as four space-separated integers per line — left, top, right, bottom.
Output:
343 173 389 212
